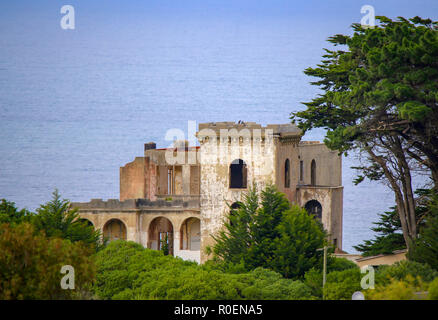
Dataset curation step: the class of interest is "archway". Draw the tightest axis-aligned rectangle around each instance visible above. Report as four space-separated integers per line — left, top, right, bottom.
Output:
78 218 94 228
103 219 127 241
148 217 174 255
305 200 322 220
180 217 201 251
230 159 247 188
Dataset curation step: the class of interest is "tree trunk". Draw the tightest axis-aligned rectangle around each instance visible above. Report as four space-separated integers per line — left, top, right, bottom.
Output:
366 146 417 250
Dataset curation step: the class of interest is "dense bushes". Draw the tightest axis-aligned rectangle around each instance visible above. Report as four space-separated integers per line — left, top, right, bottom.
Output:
428 278 438 300
94 241 315 300
376 260 438 284
304 259 438 300
0 192 100 300
304 257 358 298
0 223 96 299
323 268 362 300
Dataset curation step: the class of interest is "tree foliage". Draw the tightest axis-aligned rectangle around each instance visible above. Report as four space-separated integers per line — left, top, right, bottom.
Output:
0 223 96 299
210 185 326 278
291 16 438 250
408 191 438 269
304 258 357 298
0 199 34 226
323 268 362 300
353 207 406 256
317 260 438 300
32 190 102 251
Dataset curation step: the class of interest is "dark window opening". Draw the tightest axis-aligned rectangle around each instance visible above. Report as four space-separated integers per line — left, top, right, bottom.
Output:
305 200 322 220
230 159 247 188
300 160 303 182
311 159 316 186
285 159 290 188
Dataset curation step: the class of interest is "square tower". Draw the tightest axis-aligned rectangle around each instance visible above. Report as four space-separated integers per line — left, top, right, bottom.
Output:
196 121 343 262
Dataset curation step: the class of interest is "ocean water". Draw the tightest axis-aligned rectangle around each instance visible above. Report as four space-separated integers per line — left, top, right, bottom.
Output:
1 0 436 253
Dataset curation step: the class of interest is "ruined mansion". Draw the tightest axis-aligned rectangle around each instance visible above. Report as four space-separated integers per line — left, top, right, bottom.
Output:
72 121 343 263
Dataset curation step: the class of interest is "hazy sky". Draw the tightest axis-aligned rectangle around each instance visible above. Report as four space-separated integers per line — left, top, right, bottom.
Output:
1 0 437 23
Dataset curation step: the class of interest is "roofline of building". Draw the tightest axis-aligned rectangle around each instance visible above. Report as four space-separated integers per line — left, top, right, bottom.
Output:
355 249 408 262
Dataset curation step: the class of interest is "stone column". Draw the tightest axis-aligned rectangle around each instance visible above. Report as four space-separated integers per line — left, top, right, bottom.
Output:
173 230 181 256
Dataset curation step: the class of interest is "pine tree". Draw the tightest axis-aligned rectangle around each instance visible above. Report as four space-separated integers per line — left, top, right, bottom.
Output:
409 191 438 270
272 205 326 278
32 189 102 251
211 185 326 278
211 186 258 265
161 234 169 256
246 185 292 268
354 189 431 257
353 208 406 256
291 16 438 250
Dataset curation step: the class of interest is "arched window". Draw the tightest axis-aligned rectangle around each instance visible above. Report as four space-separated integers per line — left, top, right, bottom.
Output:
305 200 322 220
311 159 316 186
285 159 291 188
78 218 94 228
229 202 242 227
230 202 242 210
230 159 247 188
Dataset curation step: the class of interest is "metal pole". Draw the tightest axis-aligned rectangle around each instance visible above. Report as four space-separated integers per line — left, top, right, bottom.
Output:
317 246 328 300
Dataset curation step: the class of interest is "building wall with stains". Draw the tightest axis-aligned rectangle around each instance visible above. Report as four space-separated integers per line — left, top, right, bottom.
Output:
76 121 343 264
72 198 202 263
298 142 342 187
275 135 302 203
120 157 147 201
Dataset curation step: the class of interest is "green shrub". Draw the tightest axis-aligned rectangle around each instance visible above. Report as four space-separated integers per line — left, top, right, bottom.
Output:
304 268 323 298
303 258 358 299
428 277 438 300
323 268 362 300
328 257 358 272
365 275 420 300
376 260 438 286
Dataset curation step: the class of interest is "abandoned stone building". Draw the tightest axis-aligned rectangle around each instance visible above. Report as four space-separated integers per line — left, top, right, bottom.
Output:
72 121 343 263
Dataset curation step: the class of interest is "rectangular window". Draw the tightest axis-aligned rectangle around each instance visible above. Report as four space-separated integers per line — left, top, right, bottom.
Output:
300 160 303 182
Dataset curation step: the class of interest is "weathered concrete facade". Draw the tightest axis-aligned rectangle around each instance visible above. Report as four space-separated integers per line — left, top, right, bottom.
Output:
73 121 343 264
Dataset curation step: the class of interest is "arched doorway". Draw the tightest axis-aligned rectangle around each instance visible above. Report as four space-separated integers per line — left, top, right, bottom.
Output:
148 217 174 255
180 217 201 251
230 159 247 188
103 219 127 241
305 200 322 220
311 159 316 186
